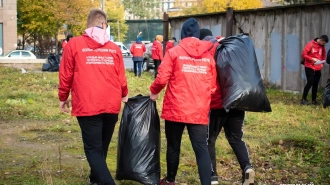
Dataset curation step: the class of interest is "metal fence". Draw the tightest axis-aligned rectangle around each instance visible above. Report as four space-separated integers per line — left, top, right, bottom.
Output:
168 3 330 92
124 19 163 45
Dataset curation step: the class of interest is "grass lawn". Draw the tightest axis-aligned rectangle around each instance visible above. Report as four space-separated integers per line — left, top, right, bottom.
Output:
0 65 329 185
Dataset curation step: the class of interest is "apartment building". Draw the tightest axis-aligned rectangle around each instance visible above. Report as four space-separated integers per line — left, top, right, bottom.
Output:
0 0 17 56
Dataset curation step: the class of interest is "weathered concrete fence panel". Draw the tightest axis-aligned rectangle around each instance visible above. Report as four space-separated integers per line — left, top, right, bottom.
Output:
169 3 330 92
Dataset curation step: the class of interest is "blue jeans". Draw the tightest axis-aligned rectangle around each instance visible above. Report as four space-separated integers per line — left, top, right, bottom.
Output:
77 113 118 185
133 61 142 77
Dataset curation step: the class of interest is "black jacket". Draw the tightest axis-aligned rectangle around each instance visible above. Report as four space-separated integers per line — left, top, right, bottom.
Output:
327 49 330 64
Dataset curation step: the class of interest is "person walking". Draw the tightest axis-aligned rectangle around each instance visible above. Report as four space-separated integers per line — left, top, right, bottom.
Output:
58 9 128 185
150 18 217 185
61 34 73 53
199 28 255 185
130 37 146 77
151 35 163 78
301 35 328 105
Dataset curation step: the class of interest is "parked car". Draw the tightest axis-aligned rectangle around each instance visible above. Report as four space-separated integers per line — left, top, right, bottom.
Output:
114 42 130 56
143 43 154 71
0 50 37 59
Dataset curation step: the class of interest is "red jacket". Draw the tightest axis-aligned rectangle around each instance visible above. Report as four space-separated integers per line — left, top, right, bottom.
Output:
130 42 146 57
151 40 163 60
302 39 326 71
165 41 174 53
209 41 222 109
58 34 128 116
150 37 217 125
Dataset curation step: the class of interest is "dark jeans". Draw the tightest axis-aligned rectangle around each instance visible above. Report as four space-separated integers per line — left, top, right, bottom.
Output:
154 59 161 78
303 67 321 101
208 109 251 175
133 61 142 77
77 113 118 185
165 120 211 185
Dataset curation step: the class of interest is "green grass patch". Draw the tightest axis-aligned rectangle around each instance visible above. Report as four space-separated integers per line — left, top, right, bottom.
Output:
0 65 329 184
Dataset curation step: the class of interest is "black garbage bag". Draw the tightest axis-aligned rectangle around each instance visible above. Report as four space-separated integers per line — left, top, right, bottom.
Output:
41 63 51 71
116 95 160 185
47 54 60 72
322 79 330 108
215 34 272 112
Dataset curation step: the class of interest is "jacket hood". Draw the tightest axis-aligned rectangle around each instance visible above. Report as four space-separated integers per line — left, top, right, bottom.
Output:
202 35 217 44
179 37 213 58
83 27 110 49
181 18 200 40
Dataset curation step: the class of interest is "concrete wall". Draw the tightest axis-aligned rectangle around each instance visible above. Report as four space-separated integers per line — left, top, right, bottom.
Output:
0 0 17 55
169 3 330 92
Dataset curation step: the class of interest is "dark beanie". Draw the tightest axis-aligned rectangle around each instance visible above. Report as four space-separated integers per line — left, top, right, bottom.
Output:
181 18 200 39
199 28 213 40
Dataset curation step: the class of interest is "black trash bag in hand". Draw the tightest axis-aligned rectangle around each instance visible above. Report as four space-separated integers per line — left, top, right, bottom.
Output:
215 34 272 112
116 95 160 185
322 79 330 108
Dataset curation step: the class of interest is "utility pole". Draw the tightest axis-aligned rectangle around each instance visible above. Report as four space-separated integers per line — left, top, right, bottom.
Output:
102 0 105 11
118 19 120 42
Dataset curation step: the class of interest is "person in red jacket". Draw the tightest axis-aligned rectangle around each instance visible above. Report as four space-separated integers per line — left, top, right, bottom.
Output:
199 28 255 185
130 37 146 77
61 34 73 53
58 9 128 185
301 35 328 105
150 18 216 185
165 37 176 53
151 35 163 78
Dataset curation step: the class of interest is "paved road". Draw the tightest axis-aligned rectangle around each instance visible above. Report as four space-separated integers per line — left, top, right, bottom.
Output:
123 56 133 69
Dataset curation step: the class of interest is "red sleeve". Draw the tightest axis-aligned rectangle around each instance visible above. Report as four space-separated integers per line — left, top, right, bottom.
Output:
117 51 128 97
130 43 134 55
58 42 74 101
210 58 217 94
302 42 313 61
150 51 173 94
158 43 163 60
142 44 146 52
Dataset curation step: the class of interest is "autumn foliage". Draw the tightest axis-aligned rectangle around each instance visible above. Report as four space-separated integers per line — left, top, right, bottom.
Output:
169 0 263 16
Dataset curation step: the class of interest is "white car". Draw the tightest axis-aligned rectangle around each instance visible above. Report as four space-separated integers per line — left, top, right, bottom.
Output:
114 42 130 56
0 50 37 59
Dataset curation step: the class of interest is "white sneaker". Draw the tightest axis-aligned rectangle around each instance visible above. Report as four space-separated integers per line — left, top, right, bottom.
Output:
242 168 255 185
211 175 219 185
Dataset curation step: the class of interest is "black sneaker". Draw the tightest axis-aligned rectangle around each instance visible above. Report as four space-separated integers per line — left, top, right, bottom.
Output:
300 99 310 105
311 100 320 105
211 175 219 185
242 167 255 185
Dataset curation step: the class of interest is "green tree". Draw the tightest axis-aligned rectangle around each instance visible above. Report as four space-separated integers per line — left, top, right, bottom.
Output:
65 0 100 36
122 0 162 19
17 0 100 53
178 0 264 16
107 0 128 42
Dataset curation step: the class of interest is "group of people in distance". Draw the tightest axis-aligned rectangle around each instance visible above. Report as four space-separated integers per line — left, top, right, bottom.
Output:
129 33 177 79
58 8 329 185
